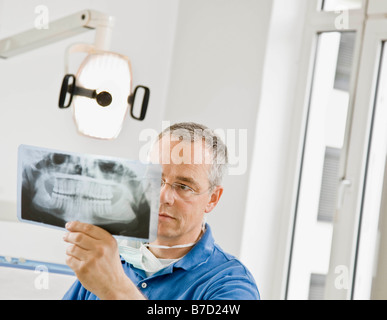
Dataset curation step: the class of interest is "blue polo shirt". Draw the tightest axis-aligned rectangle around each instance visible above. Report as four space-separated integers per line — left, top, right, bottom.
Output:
62 224 260 300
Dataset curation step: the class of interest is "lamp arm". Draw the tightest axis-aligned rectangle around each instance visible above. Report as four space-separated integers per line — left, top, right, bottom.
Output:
0 10 115 59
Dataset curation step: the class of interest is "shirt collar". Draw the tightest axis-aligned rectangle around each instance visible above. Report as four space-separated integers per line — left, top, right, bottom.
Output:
122 223 215 278
172 223 214 271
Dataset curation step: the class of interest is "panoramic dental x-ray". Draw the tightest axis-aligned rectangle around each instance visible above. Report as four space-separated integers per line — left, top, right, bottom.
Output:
17 144 161 241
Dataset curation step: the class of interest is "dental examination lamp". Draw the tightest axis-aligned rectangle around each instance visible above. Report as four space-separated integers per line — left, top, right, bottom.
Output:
0 10 150 139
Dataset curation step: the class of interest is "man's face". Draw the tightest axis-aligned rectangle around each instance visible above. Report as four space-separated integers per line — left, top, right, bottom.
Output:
151 136 222 245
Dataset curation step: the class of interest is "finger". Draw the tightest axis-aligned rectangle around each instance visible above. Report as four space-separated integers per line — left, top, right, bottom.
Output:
65 254 81 271
66 244 89 261
63 231 95 250
65 221 108 240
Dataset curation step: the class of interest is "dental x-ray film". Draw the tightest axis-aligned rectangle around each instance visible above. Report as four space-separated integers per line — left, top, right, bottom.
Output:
17 144 161 242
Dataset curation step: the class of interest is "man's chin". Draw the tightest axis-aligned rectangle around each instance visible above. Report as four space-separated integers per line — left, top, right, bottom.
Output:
157 222 178 238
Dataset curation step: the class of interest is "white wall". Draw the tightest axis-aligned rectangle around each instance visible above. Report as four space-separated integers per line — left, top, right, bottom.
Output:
240 0 308 299
163 0 273 257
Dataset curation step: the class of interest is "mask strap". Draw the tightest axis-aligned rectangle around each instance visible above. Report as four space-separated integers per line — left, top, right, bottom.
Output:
145 225 206 250
145 242 196 250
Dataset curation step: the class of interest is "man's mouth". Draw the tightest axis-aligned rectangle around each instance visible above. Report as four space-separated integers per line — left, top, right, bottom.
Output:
158 212 175 220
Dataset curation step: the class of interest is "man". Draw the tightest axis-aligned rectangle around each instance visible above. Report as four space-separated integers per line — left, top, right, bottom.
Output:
63 122 259 300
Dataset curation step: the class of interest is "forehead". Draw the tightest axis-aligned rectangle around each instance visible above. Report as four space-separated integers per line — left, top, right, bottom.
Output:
150 135 212 181
150 135 212 164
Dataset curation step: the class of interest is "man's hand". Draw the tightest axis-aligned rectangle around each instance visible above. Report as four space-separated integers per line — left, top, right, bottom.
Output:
63 221 145 300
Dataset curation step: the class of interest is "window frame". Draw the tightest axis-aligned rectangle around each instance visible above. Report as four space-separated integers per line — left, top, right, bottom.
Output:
283 0 368 299
344 18 387 299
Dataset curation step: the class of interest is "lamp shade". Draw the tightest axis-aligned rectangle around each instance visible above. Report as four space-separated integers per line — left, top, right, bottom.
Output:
73 51 132 139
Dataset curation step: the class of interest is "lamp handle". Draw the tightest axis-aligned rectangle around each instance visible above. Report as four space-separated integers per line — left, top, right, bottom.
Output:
58 74 75 108
128 85 150 121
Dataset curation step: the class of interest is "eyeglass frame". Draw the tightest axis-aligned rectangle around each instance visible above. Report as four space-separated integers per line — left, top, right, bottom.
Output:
160 178 213 200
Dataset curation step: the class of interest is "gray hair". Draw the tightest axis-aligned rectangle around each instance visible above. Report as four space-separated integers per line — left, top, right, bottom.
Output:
158 122 228 187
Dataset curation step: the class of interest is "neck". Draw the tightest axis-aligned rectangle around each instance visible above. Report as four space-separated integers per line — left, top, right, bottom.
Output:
149 245 191 260
149 226 205 259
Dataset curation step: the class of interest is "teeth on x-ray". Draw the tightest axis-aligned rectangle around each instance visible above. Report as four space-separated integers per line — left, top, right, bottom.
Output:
52 176 114 200
49 174 116 217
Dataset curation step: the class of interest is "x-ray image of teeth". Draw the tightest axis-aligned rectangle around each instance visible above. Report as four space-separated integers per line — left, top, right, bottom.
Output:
17 144 161 241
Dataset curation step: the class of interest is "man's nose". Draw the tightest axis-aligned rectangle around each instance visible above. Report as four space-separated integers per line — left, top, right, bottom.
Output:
160 183 175 205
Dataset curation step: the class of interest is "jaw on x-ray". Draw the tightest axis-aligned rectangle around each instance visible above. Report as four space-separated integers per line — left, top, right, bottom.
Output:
17 145 160 241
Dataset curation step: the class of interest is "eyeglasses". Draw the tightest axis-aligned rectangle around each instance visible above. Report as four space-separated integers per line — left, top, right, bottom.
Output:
160 179 210 200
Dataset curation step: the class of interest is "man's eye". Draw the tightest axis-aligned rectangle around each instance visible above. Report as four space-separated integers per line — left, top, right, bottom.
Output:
177 184 192 192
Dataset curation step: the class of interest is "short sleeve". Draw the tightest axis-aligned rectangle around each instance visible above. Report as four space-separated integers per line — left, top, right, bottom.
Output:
62 279 99 300
204 276 260 300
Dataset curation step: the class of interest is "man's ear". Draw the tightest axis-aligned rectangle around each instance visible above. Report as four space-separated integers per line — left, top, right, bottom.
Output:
204 186 224 213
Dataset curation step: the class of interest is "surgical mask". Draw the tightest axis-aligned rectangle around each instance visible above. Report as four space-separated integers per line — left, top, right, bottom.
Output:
118 222 206 274
118 242 196 274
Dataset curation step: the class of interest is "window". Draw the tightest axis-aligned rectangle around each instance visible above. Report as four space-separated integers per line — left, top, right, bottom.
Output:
286 31 356 299
351 29 387 299
283 0 387 300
